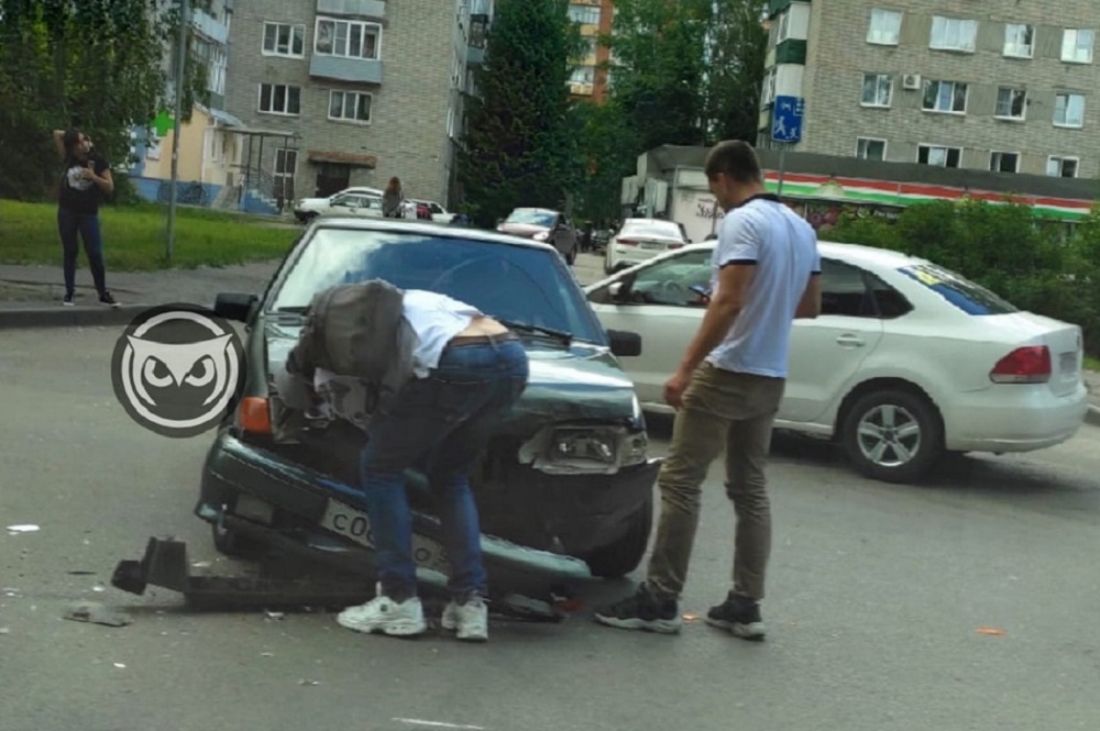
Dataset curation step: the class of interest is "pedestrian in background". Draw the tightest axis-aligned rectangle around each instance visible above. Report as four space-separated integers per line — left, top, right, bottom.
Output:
595 141 821 640
382 176 405 218
52 128 118 307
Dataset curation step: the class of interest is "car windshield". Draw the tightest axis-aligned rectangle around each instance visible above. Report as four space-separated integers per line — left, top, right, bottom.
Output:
621 220 684 241
899 263 1018 315
270 227 606 343
506 209 557 227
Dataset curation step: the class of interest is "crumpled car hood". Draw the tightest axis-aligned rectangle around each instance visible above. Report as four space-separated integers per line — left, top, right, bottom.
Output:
263 321 641 432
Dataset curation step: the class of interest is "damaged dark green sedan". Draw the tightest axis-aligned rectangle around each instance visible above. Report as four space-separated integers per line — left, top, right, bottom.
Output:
197 219 661 581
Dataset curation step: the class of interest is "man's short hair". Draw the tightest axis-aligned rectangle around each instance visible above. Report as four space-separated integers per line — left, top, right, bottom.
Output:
704 141 763 184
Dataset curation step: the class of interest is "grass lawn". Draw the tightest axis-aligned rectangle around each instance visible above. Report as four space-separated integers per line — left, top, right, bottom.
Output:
1086 356 1100 373
0 199 299 271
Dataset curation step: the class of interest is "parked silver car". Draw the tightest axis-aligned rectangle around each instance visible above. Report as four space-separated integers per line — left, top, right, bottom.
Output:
497 208 579 264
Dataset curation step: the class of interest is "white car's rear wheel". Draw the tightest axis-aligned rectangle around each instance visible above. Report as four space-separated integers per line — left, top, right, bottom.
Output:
841 389 943 483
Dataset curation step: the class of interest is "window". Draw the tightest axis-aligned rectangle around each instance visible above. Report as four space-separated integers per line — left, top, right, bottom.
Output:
777 10 791 42
258 83 301 115
570 66 595 85
612 250 713 308
867 8 902 46
930 16 977 52
1053 93 1085 128
820 259 911 319
990 152 1019 173
922 80 968 113
1062 29 1095 64
861 73 893 107
263 22 305 57
328 90 372 124
274 149 297 200
899 264 1016 316
856 137 887 161
1047 156 1079 178
568 4 601 26
576 37 597 61
918 145 962 168
995 87 1027 120
762 67 777 105
315 17 381 60
1004 23 1034 58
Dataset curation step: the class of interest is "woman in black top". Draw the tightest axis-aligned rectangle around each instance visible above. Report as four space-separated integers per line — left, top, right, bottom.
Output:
52 128 118 307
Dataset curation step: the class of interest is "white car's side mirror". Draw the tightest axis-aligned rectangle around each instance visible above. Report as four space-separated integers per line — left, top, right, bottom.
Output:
608 281 624 299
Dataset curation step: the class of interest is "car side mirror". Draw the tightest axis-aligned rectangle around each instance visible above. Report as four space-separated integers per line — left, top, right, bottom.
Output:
215 292 258 322
607 329 642 357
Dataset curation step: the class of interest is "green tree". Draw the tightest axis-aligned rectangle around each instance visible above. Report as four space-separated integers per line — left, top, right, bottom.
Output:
573 98 638 223
458 0 580 227
703 0 769 144
0 0 209 201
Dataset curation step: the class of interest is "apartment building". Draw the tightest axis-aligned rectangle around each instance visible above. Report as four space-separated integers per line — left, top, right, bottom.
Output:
223 0 488 207
568 0 614 102
759 1 1100 179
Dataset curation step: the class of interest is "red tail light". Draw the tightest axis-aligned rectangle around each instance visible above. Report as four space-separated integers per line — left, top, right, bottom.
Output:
990 346 1051 384
239 397 272 434
616 238 639 247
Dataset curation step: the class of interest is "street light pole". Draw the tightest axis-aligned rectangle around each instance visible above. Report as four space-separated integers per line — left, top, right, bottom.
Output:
166 0 190 264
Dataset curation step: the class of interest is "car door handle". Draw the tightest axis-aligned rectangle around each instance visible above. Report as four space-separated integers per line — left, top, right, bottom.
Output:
836 334 865 347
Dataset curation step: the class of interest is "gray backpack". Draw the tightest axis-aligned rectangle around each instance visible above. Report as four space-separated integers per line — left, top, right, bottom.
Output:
284 279 415 417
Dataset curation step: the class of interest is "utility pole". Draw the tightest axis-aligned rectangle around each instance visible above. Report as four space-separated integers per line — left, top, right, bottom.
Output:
166 0 190 264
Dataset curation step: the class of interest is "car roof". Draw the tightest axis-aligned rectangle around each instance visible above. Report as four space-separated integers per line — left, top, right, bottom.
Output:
309 217 560 253
338 187 383 196
511 207 559 215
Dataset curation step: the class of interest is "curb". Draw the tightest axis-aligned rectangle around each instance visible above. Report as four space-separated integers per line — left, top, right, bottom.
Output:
0 305 148 330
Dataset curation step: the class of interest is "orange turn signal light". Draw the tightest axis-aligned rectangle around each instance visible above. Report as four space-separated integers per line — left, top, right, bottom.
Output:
239 397 272 435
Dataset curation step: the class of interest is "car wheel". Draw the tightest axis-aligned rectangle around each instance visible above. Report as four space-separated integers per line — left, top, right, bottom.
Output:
583 497 653 578
841 389 943 483
211 519 267 559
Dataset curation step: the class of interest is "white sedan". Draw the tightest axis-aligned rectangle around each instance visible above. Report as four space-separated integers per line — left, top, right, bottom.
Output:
294 188 384 221
586 242 1089 482
604 218 690 274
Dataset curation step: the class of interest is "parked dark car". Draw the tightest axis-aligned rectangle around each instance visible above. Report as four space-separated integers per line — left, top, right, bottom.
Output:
496 208 579 264
199 219 660 579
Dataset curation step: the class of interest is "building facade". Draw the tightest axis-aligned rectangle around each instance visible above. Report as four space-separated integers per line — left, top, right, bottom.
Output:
223 0 487 208
759 1 1100 179
568 0 614 102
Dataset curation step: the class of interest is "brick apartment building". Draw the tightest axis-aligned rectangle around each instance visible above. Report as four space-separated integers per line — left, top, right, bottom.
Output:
759 1 1100 179
568 0 614 102
223 0 491 207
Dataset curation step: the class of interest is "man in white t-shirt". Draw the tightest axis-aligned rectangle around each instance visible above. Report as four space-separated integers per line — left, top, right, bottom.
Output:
596 141 821 640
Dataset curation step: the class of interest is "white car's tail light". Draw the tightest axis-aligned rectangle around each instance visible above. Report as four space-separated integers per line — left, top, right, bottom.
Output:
616 238 639 247
990 346 1052 384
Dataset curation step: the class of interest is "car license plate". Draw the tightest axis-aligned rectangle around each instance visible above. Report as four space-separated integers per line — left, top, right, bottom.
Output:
320 500 451 573
1060 352 1078 374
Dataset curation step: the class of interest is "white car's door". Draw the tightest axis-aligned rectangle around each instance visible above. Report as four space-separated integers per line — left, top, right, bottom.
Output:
588 249 713 406
781 257 886 424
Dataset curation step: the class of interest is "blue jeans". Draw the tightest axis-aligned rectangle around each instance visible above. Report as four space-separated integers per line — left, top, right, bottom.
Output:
57 208 107 297
359 337 529 601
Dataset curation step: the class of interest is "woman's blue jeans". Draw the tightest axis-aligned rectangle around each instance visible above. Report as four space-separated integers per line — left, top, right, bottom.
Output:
57 208 107 297
358 337 529 601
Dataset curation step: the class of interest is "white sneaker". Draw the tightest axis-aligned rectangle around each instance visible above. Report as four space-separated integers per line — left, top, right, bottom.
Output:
337 589 426 637
441 597 489 642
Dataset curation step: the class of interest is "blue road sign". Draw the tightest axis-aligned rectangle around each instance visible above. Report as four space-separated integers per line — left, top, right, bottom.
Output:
772 95 805 143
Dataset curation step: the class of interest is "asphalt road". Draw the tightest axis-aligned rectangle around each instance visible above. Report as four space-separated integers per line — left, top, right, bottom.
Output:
2 326 1099 731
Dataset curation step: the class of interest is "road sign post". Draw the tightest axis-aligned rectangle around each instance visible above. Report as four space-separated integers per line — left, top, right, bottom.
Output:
771 96 804 199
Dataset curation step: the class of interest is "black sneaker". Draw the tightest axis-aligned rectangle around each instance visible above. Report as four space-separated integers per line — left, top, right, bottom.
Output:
62 294 75 307
99 291 120 308
594 585 681 634
706 591 766 641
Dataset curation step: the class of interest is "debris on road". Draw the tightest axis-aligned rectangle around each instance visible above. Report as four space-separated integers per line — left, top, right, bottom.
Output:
260 652 275 657
0 627 10 635
6 524 39 535
298 679 320 686
264 610 286 621
92 584 107 593
113 662 126 669
682 613 700 623
62 602 132 628
67 570 96 576
976 627 1006 637
191 561 212 569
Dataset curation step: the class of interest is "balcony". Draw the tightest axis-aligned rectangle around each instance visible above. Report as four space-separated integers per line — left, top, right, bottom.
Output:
310 55 384 84
191 9 228 45
317 0 386 19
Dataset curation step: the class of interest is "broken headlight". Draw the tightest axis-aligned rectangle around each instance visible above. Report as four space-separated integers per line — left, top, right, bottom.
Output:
520 425 649 475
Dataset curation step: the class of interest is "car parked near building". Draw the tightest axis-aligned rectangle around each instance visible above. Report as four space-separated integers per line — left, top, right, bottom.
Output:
586 241 1088 483
294 188 384 222
200 219 659 579
407 199 456 224
497 208 579 264
604 218 690 274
